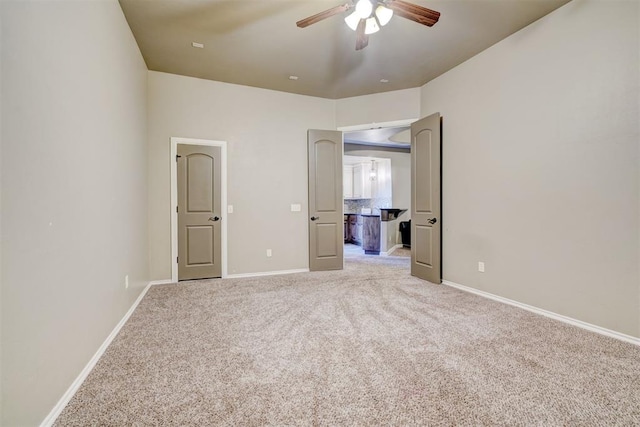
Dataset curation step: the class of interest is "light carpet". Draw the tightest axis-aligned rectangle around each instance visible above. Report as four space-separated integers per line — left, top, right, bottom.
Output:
56 255 640 425
389 246 411 258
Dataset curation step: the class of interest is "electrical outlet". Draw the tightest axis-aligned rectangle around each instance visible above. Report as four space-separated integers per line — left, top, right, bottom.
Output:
478 262 485 273
266 249 272 257
125 275 129 289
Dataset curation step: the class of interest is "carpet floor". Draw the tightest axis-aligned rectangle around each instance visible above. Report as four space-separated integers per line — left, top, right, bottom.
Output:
56 255 640 426
389 246 411 258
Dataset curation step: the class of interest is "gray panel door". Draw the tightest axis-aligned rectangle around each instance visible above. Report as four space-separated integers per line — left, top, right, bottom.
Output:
411 113 442 283
308 129 343 271
177 144 222 280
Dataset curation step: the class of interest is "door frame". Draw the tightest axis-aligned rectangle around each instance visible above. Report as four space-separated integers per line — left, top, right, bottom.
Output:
337 118 418 132
170 137 228 282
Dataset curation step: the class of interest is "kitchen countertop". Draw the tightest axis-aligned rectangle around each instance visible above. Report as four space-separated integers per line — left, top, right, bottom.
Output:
380 208 408 221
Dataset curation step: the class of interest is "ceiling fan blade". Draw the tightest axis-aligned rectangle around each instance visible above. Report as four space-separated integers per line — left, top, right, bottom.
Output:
296 3 351 28
387 0 440 27
355 19 369 50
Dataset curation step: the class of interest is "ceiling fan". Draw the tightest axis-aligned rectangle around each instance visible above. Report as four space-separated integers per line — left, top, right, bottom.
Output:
296 0 440 51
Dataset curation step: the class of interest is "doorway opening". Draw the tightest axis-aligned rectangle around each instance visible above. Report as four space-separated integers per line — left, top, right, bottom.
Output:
308 113 441 284
338 121 413 262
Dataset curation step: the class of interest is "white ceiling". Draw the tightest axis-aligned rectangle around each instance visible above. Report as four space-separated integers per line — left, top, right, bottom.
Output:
344 155 388 165
345 126 411 147
119 0 570 99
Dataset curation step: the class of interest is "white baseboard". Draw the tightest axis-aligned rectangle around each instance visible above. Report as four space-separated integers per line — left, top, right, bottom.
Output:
150 269 310 283
225 268 309 279
149 279 174 286
381 244 403 256
443 280 640 346
40 282 153 427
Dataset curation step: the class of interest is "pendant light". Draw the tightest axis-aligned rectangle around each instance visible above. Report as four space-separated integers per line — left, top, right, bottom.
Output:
369 160 377 180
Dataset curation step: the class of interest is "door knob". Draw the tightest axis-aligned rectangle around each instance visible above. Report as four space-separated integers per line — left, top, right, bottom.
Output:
310 216 320 221
428 218 437 224
209 216 220 222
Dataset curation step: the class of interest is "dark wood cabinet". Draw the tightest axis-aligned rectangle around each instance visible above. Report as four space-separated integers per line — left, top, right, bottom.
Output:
344 214 362 246
363 216 381 254
350 215 359 245
345 214 379 252
344 218 348 243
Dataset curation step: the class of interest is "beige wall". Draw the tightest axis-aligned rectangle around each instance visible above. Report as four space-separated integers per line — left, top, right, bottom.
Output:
0 1 149 425
1 1 638 424
336 88 420 128
148 72 335 279
0 5 4 423
0 7 3 422
421 0 640 337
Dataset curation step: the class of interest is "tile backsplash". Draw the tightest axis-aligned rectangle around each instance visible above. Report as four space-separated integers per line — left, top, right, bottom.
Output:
344 197 392 214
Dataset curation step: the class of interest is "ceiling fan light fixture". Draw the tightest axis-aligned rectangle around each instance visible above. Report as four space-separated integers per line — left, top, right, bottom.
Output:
296 0 440 51
344 11 361 31
364 16 380 34
375 5 393 26
355 0 373 19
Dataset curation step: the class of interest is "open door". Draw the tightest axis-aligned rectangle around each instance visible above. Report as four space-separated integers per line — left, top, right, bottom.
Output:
411 113 442 283
308 129 344 271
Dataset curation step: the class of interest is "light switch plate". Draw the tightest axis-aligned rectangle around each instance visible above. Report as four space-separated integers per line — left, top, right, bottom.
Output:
291 204 301 212
227 205 233 214
478 262 485 273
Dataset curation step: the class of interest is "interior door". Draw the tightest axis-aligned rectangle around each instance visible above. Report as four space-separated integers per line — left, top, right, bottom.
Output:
308 129 343 271
411 113 442 283
177 144 222 280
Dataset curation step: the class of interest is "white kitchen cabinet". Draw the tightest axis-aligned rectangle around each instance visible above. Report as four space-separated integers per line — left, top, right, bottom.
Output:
352 164 363 198
374 159 392 198
344 157 391 200
352 163 372 199
343 165 353 198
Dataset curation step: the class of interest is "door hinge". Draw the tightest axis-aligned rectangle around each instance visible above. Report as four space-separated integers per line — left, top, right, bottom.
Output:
176 257 179 263
176 155 182 162
176 206 179 213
